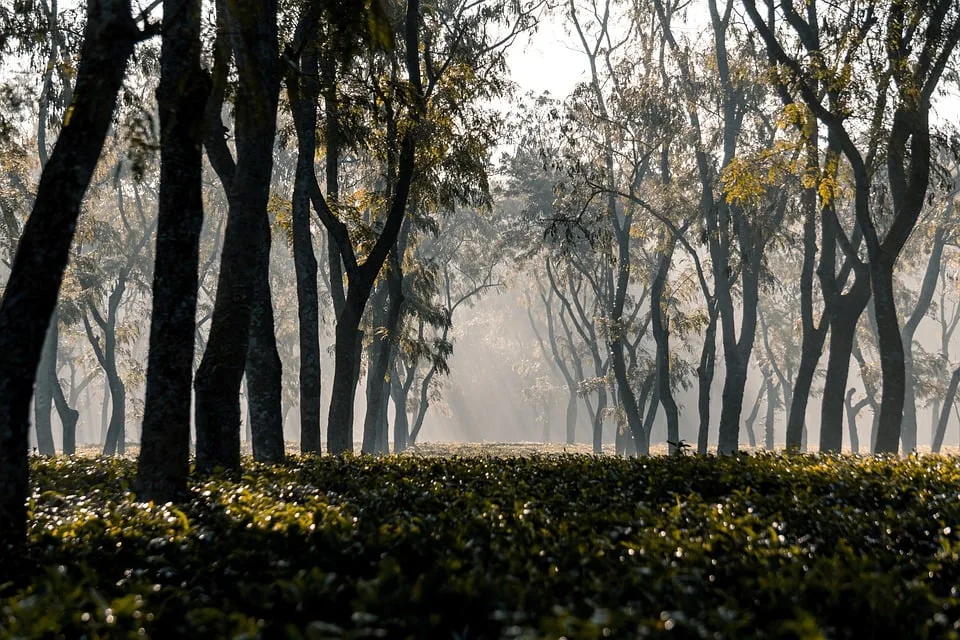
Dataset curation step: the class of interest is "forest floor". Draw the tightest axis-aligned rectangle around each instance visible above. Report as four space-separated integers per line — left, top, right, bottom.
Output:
5 451 960 638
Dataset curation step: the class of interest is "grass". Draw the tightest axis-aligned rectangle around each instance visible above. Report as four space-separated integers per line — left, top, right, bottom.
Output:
4 448 960 638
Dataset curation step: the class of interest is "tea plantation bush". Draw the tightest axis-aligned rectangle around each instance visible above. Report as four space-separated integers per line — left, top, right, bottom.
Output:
4 453 960 638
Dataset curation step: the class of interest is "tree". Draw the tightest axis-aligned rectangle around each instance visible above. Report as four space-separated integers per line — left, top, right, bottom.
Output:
0 0 144 553
136 0 208 503
193 0 282 471
744 0 960 453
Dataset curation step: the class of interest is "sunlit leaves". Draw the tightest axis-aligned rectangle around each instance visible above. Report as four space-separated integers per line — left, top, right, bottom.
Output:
8 453 960 636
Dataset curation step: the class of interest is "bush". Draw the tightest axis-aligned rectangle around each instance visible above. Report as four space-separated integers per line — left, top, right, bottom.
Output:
3 453 960 638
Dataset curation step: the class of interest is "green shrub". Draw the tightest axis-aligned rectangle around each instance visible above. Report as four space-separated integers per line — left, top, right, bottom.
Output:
3 453 960 638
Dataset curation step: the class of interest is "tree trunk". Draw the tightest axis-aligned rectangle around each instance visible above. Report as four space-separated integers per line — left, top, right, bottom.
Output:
651 241 680 452
743 383 762 449
593 387 606 454
844 389 862 454
137 0 207 502
872 260 906 454
716 358 748 454
696 306 717 454
391 369 409 453
362 283 390 454
195 0 280 472
932 366 960 453
0 1 135 550
819 309 860 452
102 368 125 457
763 378 777 451
246 239 284 463
899 230 945 453
286 14 322 454
34 315 58 455
328 296 365 454
52 381 78 456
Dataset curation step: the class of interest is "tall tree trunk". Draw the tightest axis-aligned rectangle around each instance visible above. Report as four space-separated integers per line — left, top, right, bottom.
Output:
743 383 762 449
328 297 365 454
0 2 136 552
137 0 207 502
102 368 125 456
286 12 322 454
785 196 829 449
194 0 280 472
246 239 284 463
844 389 863 454
362 283 390 454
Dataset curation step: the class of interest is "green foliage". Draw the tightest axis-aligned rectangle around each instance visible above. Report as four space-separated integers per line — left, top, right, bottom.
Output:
7 454 960 637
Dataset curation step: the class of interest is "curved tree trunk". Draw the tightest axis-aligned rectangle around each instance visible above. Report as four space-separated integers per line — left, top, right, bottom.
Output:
872 260 906 454
195 0 280 472
819 297 867 452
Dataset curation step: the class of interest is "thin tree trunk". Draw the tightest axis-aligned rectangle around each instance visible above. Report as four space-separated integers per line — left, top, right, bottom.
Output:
34 315 58 455
763 378 778 452
391 368 409 453
743 383 762 449
932 366 960 453
286 11 322 454
696 306 718 454
899 230 945 453
651 240 680 452
844 389 864 454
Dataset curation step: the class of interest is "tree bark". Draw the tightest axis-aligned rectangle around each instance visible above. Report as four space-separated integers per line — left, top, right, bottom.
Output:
52 379 78 455
321 0 422 453
696 305 718 454
137 0 207 503
932 366 960 453
899 229 946 452
651 240 680 452
286 10 323 454
34 314 58 455
819 287 869 451
246 238 285 463
872 259 907 454
194 0 280 472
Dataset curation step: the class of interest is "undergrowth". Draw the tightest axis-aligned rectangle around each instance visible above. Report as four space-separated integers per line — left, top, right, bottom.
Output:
3 453 960 638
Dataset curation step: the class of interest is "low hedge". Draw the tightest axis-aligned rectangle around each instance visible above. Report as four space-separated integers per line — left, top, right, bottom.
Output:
3 453 960 638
